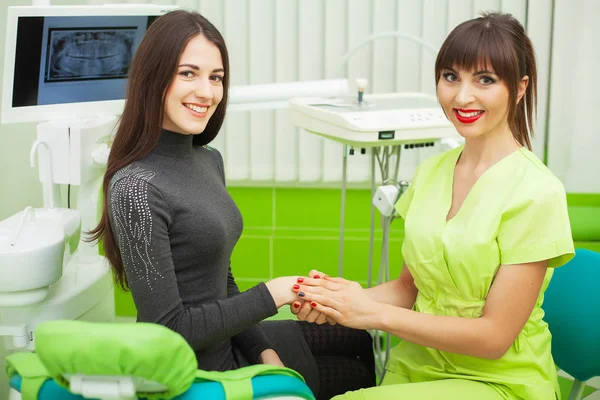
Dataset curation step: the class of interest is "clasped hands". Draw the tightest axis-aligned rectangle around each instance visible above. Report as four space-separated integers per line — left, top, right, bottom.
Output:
289 270 377 330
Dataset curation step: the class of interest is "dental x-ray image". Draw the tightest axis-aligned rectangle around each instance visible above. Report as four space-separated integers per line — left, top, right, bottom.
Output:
45 28 136 82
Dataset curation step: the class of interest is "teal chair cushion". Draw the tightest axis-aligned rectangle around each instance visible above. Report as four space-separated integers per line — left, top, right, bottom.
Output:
9 373 315 400
543 248 600 382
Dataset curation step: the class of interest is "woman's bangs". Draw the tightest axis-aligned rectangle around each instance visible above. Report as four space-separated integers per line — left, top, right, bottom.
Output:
436 25 517 82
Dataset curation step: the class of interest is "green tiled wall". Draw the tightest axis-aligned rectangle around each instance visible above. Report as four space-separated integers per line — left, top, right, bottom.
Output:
234 187 404 288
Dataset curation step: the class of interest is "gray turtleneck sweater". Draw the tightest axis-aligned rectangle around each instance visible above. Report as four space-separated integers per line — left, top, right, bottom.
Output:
108 129 278 371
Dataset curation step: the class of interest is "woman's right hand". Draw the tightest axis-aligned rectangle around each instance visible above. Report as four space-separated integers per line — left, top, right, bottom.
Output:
290 270 335 325
265 276 300 308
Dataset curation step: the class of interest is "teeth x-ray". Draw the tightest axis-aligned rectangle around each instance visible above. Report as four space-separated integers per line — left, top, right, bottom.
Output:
45 28 135 82
11 15 150 108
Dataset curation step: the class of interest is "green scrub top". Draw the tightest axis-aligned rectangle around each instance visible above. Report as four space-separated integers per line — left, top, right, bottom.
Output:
390 146 574 399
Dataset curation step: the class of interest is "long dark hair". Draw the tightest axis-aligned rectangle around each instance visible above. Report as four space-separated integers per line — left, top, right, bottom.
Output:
435 12 537 149
89 10 230 289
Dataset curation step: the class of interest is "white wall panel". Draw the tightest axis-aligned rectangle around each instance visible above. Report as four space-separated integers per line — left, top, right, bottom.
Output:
297 0 325 183
273 0 299 182
395 0 423 93
473 0 501 16
322 0 348 183
176 0 197 11
372 0 397 94
500 0 526 22
223 0 250 180
198 0 223 31
420 0 448 94
146 0 175 4
394 1 424 181
345 0 372 182
447 0 474 31
248 0 275 181
547 0 600 192
526 0 553 160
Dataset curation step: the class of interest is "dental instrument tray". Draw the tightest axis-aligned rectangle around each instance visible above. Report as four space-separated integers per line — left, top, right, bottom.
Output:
290 93 459 147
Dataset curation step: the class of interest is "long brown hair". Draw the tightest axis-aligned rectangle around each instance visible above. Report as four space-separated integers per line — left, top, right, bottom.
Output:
434 12 537 149
88 10 230 289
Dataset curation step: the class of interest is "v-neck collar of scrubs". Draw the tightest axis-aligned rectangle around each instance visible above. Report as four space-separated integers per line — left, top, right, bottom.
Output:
444 146 524 225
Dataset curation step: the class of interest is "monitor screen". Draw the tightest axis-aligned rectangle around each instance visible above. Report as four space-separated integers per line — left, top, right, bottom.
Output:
2 5 176 124
13 15 154 108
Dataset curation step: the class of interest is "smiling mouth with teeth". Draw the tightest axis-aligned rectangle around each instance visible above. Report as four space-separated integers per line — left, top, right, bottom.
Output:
456 110 483 117
185 104 208 114
452 108 485 124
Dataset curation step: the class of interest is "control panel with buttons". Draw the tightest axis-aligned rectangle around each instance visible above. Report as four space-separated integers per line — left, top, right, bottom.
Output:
290 93 460 148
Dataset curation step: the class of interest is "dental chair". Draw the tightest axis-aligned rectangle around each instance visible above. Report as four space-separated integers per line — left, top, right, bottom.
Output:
5 321 315 400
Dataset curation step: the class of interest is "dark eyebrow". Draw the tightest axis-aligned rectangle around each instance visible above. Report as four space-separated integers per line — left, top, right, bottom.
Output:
179 63 199 70
474 69 497 76
178 64 224 74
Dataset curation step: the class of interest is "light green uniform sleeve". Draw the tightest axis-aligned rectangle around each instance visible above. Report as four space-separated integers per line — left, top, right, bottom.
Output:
497 184 574 268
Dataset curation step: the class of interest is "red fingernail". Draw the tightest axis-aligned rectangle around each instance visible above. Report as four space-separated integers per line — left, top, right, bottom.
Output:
293 284 300 290
314 275 321 279
311 302 317 307
297 277 304 283
293 302 300 309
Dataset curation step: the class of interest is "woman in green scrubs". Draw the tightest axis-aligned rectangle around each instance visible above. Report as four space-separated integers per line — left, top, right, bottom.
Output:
292 12 574 400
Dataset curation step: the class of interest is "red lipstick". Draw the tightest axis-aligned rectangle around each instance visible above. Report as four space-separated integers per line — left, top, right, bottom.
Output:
453 108 484 124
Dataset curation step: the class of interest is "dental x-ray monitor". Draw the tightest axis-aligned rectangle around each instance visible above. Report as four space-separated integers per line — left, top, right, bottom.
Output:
2 4 176 124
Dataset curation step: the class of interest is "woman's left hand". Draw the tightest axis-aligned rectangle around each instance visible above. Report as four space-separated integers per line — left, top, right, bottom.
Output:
292 276 379 330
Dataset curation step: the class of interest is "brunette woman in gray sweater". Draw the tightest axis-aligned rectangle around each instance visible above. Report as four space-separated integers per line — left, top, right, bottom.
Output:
90 10 375 400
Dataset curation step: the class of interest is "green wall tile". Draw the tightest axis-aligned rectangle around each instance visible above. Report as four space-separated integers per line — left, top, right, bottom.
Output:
114 288 136 317
341 238 404 283
271 236 404 283
569 207 600 241
274 224 404 239
231 237 271 279
275 188 379 230
242 227 274 237
273 237 339 278
228 187 273 227
567 193 600 206
275 228 362 238
574 241 600 253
